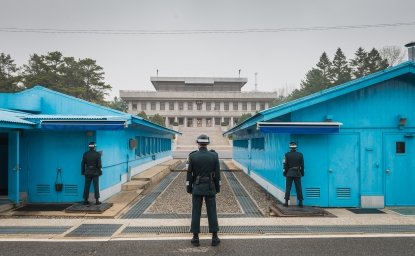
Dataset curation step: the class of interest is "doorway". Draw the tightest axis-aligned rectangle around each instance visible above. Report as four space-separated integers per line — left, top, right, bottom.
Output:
0 133 8 196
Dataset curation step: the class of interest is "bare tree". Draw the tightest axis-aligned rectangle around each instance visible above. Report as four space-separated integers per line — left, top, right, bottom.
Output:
379 46 406 66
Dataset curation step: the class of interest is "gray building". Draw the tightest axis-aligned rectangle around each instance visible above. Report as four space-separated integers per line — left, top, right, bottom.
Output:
120 77 279 128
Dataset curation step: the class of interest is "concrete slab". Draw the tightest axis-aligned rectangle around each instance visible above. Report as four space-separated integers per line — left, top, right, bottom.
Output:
122 180 149 191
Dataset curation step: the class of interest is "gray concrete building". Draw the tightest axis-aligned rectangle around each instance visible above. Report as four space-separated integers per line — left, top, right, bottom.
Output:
120 77 279 128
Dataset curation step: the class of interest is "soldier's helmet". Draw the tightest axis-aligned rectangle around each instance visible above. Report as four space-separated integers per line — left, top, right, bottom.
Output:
196 134 210 145
289 142 297 148
88 142 96 148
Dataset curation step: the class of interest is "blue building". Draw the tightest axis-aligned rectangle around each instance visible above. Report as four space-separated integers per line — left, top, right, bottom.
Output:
225 61 415 208
0 86 179 204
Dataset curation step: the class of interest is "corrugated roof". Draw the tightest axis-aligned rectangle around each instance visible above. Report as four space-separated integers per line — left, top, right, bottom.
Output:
24 114 128 121
0 109 35 125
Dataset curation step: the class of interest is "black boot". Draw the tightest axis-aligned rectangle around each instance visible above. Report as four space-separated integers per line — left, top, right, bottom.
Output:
83 200 90 205
283 200 289 207
191 233 200 246
211 232 220 246
298 200 303 208
96 200 102 205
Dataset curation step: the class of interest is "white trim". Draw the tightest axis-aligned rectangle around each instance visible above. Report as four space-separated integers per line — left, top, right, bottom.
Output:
257 121 343 126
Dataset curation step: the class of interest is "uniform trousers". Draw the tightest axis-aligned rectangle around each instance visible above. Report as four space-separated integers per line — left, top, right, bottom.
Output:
190 194 219 233
284 176 303 201
83 175 100 200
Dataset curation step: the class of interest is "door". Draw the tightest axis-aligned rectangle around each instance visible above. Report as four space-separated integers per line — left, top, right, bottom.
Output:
327 134 360 207
384 133 415 206
8 131 20 204
0 133 8 196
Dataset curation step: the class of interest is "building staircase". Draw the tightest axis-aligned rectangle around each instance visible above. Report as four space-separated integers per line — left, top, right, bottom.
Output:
174 126 232 158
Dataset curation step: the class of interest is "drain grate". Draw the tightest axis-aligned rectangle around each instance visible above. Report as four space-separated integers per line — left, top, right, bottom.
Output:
65 224 122 237
121 225 415 234
122 172 180 219
0 226 70 234
224 171 263 217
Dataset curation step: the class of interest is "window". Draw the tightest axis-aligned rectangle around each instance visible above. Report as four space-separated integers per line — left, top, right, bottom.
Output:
224 102 229 111
206 102 211 111
188 102 193 110
160 102 165 111
252 138 265 150
168 117 175 125
215 118 221 125
169 102 174 111
178 117 184 125
179 102 183 110
151 102 156 110
242 102 247 111
214 102 220 111
260 103 265 110
141 102 147 111
396 142 405 154
187 118 193 127
132 103 137 110
233 139 248 148
251 102 256 111
233 102 238 111
196 101 203 110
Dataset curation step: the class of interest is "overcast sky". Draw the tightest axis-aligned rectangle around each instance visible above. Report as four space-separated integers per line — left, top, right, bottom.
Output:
1 0 415 99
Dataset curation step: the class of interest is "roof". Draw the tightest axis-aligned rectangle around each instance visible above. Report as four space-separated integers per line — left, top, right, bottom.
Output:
0 109 35 129
224 61 415 136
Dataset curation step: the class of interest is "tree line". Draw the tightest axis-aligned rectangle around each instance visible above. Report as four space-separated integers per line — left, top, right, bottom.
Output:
0 51 127 111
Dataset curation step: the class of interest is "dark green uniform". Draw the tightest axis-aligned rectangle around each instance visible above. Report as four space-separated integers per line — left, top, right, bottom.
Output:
283 150 304 201
81 149 102 200
186 147 221 234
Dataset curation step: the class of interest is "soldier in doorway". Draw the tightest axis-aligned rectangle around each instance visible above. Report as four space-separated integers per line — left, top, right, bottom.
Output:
186 134 221 247
283 142 304 207
81 142 102 205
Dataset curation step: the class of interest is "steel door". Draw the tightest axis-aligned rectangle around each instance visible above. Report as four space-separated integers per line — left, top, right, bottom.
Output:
8 131 20 204
384 134 415 206
327 134 359 207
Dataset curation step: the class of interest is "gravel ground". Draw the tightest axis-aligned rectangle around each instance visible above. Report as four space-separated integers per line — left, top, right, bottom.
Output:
233 171 280 216
146 172 242 214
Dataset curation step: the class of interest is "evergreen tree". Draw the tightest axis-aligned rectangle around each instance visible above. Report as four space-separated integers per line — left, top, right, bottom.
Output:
149 114 166 127
0 53 21 92
21 51 111 103
237 113 253 124
137 111 148 119
300 68 329 94
316 52 332 84
330 48 352 86
350 47 369 78
106 96 128 112
366 48 389 73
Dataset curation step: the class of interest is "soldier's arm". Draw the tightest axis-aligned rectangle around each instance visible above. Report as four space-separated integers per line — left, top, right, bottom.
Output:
98 154 103 176
282 155 287 176
214 156 221 193
186 157 193 193
300 154 304 176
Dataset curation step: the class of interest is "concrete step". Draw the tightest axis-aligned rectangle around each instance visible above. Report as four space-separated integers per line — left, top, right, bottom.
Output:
131 159 181 185
0 203 14 213
121 180 149 191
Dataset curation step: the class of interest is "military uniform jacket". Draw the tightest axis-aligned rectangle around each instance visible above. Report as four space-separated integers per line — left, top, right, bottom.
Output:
186 147 221 194
81 150 102 176
283 151 304 177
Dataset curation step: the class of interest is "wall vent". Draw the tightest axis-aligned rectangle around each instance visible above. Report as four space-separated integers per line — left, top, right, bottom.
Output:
36 184 50 194
336 188 351 198
64 185 78 195
306 188 320 198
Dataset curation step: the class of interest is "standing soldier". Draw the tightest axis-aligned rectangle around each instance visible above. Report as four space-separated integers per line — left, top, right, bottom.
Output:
81 142 102 205
186 134 221 247
283 142 304 207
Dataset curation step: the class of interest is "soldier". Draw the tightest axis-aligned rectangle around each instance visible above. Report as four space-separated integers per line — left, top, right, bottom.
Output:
283 142 304 207
186 134 221 247
81 142 102 205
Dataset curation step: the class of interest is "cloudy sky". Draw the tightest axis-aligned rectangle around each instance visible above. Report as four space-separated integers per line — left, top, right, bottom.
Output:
1 0 415 99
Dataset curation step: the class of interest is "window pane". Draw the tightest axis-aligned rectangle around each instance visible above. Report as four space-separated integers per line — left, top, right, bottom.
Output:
396 142 405 154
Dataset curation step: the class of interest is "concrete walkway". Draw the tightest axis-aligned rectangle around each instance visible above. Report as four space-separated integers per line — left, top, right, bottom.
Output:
1 159 415 240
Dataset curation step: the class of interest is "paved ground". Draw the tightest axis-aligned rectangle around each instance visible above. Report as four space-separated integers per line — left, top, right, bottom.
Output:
1 159 415 241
